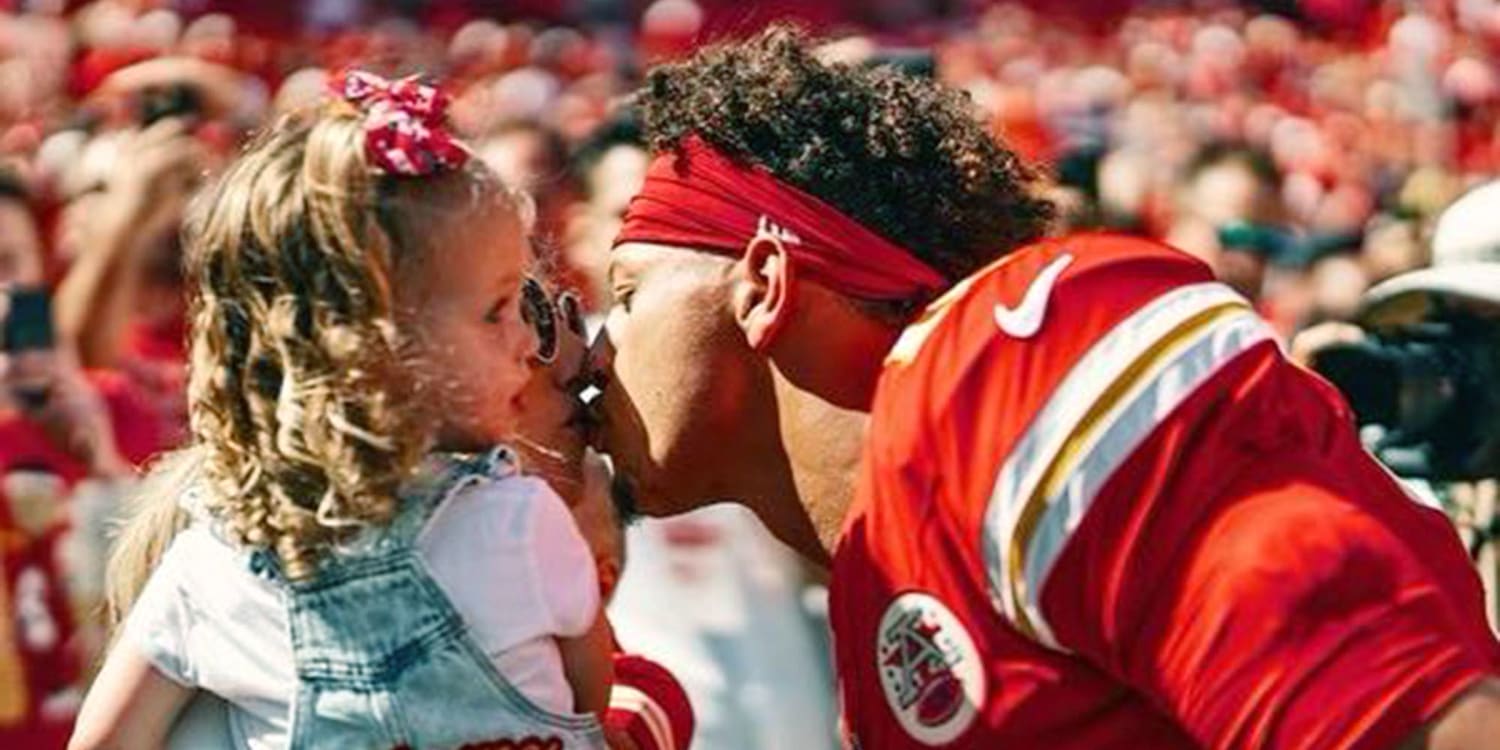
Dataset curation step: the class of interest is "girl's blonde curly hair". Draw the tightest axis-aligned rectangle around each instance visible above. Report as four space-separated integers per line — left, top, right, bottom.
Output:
182 102 513 580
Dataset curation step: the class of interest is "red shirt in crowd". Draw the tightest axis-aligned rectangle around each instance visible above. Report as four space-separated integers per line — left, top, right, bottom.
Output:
123 314 189 440
0 370 164 748
833 234 1500 749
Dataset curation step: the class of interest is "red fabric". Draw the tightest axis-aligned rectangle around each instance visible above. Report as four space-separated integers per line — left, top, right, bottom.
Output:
126 314 187 365
0 523 77 750
615 137 949 302
833 235 1500 748
68 47 154 97
123 311 189 440
331 70 469 177
0 372 166 480
0 372 163 747
606 652 694 750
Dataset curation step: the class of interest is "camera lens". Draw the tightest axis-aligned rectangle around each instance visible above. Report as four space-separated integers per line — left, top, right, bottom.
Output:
1311 341 1402 426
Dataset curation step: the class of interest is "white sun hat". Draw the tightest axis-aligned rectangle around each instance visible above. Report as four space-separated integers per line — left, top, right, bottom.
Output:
1361 180 1500 328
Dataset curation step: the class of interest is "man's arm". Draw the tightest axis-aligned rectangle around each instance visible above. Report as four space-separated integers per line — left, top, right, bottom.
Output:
1400 678 1500 750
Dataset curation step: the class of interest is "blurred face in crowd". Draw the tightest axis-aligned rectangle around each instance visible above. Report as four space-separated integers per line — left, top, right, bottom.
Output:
481 129 544 191
1217 246 1268 302
0 196 43 286
1309 254 1369 321
566 143 649 307
587 146 650 219
478 125 565 200
1189 160 1272 228
3 347 63 414
1363 217 1425 282
1174 157 1281 300
589 242 793 517
478 125 574 241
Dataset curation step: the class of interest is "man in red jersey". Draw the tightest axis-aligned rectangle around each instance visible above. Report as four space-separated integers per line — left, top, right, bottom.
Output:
838 235 1500 748
585 26 1500 749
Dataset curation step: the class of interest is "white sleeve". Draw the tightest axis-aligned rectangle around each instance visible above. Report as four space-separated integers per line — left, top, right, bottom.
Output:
120 535 198 688
521 478 601 638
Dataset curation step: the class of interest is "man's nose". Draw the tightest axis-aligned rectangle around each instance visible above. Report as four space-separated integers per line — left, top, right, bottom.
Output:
583 326 614 392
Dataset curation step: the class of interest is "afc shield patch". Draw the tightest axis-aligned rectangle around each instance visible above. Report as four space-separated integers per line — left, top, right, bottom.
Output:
876 592 985 746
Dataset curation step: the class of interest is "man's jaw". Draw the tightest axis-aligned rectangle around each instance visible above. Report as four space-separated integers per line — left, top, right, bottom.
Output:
608 470 641 524
571 383 645 523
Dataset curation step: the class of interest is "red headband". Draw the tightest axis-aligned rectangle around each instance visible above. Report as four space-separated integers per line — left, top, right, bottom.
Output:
614 138 949 302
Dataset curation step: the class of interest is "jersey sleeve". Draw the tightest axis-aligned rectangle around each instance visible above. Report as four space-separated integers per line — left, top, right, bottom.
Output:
1046 458 1498 750
607 652 696 750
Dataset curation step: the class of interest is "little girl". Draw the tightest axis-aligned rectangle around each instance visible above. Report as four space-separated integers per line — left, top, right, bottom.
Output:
70 72 610 749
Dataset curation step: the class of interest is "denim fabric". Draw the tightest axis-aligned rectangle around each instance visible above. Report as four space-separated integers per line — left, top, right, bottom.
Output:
257 448 604 750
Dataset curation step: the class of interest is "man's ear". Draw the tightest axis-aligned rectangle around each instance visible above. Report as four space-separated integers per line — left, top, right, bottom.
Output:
733 235 796 352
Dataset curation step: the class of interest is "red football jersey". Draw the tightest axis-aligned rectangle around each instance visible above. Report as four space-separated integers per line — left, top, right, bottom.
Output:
607 651 695 750
832 234 1500 749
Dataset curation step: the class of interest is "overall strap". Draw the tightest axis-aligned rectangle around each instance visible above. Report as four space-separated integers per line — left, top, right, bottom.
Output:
384 446 522 547
245 446 522 583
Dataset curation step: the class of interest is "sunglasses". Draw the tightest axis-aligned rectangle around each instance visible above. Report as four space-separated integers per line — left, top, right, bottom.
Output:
521 276 558 365
520 276 586 366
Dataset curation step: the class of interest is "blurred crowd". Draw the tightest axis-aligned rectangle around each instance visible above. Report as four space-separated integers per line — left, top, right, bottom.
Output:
952 1 1500 340
1 0 1498 747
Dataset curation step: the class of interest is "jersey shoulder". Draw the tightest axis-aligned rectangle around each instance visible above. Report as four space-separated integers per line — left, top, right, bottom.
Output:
860 233 1273 647
885 234 1211 372
872 234 1215 458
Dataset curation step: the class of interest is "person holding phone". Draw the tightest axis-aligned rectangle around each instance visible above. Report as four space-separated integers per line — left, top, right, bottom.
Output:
0 286 165 749
2 289 161 477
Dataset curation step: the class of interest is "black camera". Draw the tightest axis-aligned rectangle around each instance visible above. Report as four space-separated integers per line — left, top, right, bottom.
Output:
1311 305 1500 481
136 83 204 127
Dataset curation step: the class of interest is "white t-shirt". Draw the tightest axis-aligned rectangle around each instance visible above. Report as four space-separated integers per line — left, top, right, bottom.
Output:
124 474 600 750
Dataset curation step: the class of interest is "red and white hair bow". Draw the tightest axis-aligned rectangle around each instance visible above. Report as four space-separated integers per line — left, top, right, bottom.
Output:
331 69 469 176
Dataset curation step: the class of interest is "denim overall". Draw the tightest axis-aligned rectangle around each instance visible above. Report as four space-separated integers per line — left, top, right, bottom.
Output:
250 449 606 750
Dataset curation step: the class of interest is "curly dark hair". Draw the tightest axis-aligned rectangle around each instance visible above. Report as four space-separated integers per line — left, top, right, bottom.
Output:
636 25 1055 282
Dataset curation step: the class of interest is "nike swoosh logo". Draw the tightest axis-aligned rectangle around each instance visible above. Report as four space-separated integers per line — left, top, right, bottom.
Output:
994 253 1074 339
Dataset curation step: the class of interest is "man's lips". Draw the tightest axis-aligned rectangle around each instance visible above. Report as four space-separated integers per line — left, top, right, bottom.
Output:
566 377 606 450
